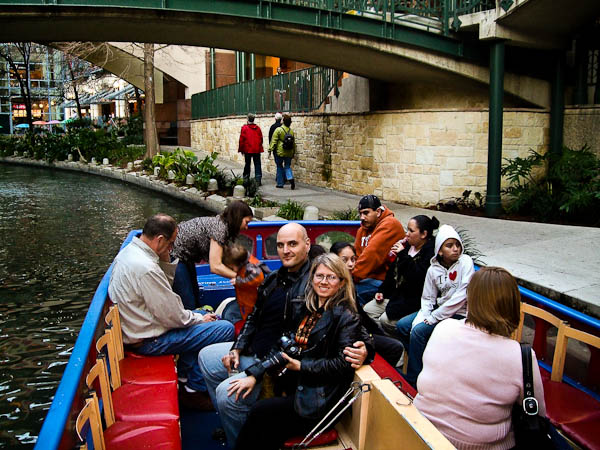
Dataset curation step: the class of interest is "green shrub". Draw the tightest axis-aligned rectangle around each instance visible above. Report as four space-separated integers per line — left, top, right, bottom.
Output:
501 146 600 224
248 194 279 208
330 207 359 221
243 177 260 198
277 200 306 220
119 114 144 145
455 227 484 264
141 157 153 173
194 152 220 190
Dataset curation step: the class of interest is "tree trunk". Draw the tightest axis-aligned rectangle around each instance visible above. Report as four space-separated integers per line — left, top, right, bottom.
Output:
68 58 83 118
143 43 159 158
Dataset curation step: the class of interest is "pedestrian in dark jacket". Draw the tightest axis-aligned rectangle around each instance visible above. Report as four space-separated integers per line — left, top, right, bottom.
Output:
363 215 439 336
235 253 373 450
268 112 283 183
238 113 263 185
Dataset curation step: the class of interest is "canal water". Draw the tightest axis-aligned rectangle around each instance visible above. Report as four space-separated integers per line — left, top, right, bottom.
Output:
0 164 207 448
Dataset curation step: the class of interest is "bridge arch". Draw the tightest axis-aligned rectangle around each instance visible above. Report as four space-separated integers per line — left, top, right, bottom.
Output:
0 2 547 106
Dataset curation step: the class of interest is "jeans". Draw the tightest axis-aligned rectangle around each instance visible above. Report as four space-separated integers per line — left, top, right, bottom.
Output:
396 312 463 387
172 260 200 310
355 278 382 306
137 320 234 392
198 342 262 447
243 153 262 182
275 155 293 186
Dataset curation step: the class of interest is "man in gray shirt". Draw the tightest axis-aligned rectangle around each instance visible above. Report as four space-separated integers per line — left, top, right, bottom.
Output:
109 213 234 411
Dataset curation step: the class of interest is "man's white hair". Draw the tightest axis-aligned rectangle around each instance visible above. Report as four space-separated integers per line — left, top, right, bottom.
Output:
275 112 283 121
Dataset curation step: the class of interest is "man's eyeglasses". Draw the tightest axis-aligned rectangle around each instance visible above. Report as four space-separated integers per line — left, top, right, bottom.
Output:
313 273 339 283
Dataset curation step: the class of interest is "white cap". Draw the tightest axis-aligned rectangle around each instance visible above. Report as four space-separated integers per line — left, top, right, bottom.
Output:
275 112 283 121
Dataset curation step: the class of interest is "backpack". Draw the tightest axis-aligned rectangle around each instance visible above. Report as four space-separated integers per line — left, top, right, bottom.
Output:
281 127 294 150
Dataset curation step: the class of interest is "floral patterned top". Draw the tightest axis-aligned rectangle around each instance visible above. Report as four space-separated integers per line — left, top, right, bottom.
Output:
172 216 230 264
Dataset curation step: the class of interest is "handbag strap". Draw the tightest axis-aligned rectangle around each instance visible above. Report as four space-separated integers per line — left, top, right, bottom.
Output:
519 343 540 416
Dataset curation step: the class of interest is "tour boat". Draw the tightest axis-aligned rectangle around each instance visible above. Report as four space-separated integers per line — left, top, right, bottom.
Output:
35 221 600 450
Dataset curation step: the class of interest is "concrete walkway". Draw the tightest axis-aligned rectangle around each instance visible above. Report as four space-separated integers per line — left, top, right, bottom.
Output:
186 148 600 319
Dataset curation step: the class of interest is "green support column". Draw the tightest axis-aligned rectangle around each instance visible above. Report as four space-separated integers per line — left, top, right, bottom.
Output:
235 51 240 83
250 53 255 81
549 52 565 157
210 48 216 90
240 52 246 82
485 41 505 218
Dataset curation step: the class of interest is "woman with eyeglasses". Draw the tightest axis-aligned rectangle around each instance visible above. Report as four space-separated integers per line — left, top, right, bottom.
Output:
234 254 372 450
331 241 404 367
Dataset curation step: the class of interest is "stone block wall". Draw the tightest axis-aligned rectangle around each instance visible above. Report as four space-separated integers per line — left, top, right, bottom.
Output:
191 109 550 207
564 106 600 156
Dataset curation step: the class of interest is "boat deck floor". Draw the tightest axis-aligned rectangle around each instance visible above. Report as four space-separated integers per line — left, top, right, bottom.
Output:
180 406 351 450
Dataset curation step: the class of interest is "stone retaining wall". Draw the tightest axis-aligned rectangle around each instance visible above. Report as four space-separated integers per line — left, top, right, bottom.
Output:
564 106 600 156
192 109 550 207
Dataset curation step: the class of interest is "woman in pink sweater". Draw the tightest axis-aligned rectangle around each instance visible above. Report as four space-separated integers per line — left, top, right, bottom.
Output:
414 267 546 450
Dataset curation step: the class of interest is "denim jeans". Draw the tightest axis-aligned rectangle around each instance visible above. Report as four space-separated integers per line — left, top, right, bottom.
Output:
137 320 234 392
243 153 262 182
396 312 463 387
355 278 382 306
172 260 200 310
198 342 262 447
275 155 293 186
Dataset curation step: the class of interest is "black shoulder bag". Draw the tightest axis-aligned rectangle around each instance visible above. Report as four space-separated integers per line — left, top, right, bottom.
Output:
512 343 571 450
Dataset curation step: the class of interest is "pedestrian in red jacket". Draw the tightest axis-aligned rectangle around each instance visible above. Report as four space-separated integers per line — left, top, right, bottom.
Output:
238 113 264 185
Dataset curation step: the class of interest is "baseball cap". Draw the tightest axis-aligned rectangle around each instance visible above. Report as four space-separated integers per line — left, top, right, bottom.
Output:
358 194 382 211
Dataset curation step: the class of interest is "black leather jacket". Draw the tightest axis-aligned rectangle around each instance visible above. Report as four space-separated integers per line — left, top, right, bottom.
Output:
231 260 311 355
248 295 374 419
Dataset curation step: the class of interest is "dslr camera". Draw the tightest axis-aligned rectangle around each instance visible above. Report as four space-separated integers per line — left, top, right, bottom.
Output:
259 334 302 373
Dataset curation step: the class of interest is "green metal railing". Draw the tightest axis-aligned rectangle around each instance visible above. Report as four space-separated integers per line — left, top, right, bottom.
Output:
192 66 342 119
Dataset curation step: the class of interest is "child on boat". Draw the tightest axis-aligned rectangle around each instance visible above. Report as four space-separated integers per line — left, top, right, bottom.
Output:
396 224 474 387
221 244 270 323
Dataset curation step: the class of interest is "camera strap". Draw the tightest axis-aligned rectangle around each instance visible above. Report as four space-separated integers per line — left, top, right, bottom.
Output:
295 311 322 349
293 381 371 449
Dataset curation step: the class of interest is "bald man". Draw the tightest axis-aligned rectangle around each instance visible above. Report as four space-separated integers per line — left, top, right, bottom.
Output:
199 223 372 447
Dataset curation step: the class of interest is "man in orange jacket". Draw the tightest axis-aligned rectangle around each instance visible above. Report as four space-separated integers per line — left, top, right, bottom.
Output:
353 194 405 306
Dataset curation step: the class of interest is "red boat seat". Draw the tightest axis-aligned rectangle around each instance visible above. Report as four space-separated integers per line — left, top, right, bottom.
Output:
112 382 180 423
541 323 600 449
118 354 177 386
283 429 338 448
86 354 179 425
76 392 181 450
103 305 177 386
370 353 417 399
104 420 182 450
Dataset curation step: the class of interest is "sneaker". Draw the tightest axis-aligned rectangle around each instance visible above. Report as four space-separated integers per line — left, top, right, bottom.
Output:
178 388 214 412
290 179 295 190
276 185 284 189
256 179 262 186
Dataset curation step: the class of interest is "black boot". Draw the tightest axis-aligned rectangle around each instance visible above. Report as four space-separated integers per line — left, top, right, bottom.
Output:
290 179 295 190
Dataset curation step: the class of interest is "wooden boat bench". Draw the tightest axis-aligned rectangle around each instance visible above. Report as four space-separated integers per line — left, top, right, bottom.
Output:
517 303 600 449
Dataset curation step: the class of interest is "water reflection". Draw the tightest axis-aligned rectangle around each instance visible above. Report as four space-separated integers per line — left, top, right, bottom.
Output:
0 164 205 448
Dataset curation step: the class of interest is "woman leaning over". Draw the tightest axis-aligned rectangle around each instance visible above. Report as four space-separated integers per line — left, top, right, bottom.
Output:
414 267 546 450
234 254 372 450
172 200 254 310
